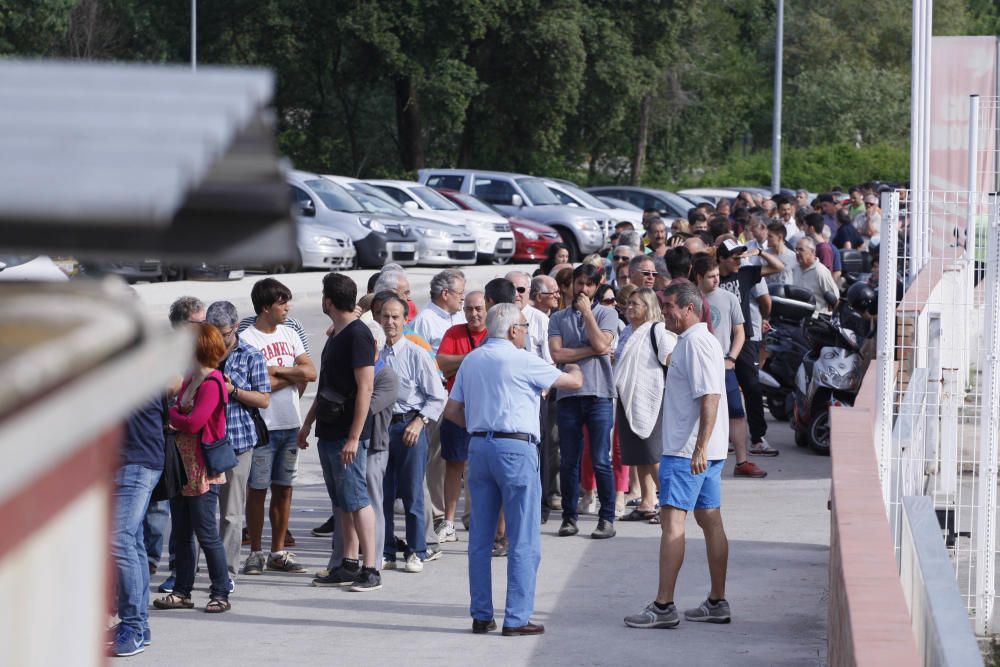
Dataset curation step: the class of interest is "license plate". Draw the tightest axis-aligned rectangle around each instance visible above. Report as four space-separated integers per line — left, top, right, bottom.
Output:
228 270 245 280
497 240 513 250
390 243 416 252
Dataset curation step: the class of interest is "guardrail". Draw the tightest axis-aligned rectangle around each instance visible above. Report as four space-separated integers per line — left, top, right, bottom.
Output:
900 496 983 666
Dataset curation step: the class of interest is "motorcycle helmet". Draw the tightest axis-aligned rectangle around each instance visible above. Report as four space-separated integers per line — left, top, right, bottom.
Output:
846 282 877 315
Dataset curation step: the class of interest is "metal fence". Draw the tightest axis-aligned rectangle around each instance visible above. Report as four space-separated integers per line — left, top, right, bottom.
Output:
874 96 1000 636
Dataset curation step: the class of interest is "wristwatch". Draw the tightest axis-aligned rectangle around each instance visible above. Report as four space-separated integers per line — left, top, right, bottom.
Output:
724 354 735 363
418 413 430 426
229 386 239 400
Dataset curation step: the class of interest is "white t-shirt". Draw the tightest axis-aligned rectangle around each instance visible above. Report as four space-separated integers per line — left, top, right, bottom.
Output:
662 323 729 460
523 305 553 364
240 324 307 430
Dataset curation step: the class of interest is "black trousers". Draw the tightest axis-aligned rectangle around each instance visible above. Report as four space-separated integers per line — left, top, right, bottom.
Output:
735 339 767 443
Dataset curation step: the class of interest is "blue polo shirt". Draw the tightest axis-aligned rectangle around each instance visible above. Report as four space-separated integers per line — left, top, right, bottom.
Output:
451 338 562 441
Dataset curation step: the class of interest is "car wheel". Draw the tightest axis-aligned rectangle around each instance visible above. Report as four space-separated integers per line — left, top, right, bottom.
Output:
555 229 581 262
491 255 511 266
166 265 186 281
767 396 789 422
808 410 831 455
267 263 286 275
285 253 302 273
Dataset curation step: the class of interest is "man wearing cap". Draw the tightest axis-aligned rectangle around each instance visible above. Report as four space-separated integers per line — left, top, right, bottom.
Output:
443 303 583 636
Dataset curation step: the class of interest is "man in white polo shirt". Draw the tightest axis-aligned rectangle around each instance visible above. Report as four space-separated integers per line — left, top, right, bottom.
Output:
625 281 732 629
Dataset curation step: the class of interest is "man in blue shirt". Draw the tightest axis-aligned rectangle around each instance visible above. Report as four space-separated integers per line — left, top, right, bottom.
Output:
444 303 582 636
206 301 272 586
548 263 620 539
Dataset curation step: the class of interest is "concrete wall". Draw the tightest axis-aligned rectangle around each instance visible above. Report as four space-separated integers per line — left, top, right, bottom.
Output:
828 365 921 666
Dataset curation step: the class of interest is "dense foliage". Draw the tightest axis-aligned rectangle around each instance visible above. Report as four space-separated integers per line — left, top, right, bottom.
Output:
1 0 994 191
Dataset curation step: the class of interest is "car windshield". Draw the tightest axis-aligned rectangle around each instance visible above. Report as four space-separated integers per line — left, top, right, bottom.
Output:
305 179 365 213
516 178 561 205
346 183 408 214
452 192 500 214
659 190 695 215
555 182 607 209
411 186 460 211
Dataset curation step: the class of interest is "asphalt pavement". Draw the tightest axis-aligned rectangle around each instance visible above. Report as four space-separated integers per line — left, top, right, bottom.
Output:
131 266 831 666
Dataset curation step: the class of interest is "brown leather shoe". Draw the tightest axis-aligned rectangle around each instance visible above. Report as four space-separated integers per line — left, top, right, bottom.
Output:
472 618 497 634
502 622 545 636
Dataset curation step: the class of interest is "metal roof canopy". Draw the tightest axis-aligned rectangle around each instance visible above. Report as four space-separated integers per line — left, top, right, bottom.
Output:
0 59 294 263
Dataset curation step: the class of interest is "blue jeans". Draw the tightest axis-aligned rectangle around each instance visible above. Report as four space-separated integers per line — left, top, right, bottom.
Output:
112 465 161 634
170 486 229 599
317 438 371 512
468 436 542 627
143 499 171 570
382 422 427 560
557 396 615 522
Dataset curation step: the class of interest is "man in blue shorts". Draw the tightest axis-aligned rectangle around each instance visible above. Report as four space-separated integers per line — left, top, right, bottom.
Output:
625 281 733 629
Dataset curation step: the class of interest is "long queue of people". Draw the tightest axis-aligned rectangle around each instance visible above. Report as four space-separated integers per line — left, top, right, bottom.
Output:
107 186 875 655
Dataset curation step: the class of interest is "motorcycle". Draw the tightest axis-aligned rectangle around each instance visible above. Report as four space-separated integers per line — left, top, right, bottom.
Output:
790 295 866 455
759 285 816 421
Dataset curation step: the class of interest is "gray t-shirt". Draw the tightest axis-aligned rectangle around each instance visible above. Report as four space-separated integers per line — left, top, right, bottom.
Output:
704 288 744 353
549 304 619 400
764 246 797 286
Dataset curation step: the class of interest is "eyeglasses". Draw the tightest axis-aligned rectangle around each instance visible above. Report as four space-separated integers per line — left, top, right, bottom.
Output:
613 255 631 262
639 270 658 277
515 286 527 293
865 202 876 207
512 323 529 330
600 297 617 305
537 290 559 296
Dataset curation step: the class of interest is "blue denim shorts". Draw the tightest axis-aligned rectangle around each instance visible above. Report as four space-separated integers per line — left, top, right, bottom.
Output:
440 418 471 462
249 428 299 490
658 455 724 511
318 438 370 513
725 369 746 419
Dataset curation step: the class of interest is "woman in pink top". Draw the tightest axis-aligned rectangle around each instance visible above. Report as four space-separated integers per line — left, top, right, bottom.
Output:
154 324 232 614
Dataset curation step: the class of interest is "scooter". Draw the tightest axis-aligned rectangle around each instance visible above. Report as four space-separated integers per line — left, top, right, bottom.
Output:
759 285 816 421
791 296 865 455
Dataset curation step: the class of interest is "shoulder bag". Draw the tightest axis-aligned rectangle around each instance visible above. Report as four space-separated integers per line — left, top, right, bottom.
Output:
201 376 237 476
151 396 188 502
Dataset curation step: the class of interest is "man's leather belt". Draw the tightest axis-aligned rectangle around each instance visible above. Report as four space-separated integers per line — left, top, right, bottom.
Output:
391 410 419 424
471 431 537 444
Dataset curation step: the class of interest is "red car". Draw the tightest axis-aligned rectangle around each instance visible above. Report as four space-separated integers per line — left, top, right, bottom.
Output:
435 189 561 262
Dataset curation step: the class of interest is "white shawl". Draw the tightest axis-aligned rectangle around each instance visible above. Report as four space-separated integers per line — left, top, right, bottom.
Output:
614 322 677 438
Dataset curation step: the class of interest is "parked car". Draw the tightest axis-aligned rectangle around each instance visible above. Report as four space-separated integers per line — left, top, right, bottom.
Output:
363 179 515 264
0 255 70 281
166 263 245 281
418 168 611 260
80 259 163 283
594 195 642 213
435 189 561 262
320 175 478 266
586 186 695 219
289 171 417 268
542 178 643 226
677 187 741 205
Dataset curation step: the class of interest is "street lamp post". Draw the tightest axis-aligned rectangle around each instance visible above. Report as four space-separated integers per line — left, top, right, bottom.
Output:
191 0 197 72
771 0 783 195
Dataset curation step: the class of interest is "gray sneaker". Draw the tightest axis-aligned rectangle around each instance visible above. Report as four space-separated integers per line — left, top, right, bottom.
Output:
624 601 680 629
266 551 306 573
241 551 265 576
684 598 731 624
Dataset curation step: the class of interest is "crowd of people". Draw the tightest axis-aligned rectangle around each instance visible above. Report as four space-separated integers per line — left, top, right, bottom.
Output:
108 186 878 655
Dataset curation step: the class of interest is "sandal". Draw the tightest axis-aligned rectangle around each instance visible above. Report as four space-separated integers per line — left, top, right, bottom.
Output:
620 509 657 522
205 597 231 614
153 593 193 610
648 514 661 525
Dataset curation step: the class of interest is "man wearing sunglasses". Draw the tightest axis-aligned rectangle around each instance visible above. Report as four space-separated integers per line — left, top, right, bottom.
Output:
628 255 658 289
610 247 636 287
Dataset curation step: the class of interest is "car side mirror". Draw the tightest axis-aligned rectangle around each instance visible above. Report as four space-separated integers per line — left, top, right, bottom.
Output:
511 194 524 207
402 200 419 211
300 200 316 217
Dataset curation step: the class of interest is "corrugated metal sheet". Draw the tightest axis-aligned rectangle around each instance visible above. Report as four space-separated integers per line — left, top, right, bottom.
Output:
0 59 294 262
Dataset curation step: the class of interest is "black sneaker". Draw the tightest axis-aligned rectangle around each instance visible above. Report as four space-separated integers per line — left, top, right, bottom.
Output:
312 564 359 587
558 519 579 537
349 568 382 592
491 539 508 557
311 516 336 537
591 519 616 540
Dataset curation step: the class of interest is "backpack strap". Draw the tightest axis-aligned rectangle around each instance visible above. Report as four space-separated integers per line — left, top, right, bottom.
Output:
649 323 668 377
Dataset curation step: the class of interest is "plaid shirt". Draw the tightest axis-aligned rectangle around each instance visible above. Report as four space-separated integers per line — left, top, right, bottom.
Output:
223 338 272 454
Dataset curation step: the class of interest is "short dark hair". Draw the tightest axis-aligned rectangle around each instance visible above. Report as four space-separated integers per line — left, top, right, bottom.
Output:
805 212 826 234
688 209 708 225
376 291 408 315
664 246 692 279
708 216 730 240
615 221 634 232
817 193 835 205
849 186 861 195
572 263 602 286
322 273 357 312
484 277 516 305
774 196 791 207
696 230 715 247
367 272 381 293
250 278 292 315
690 254 718 281
766 221 787 239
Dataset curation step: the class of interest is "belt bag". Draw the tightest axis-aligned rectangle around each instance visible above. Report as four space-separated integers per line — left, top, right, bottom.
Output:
316 387 354 424
201 433 237 477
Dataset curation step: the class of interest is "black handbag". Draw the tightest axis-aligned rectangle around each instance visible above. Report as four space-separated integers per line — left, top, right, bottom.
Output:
316 386 353 424
151 397 188 502
200 376 238 476
249 406 270 448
